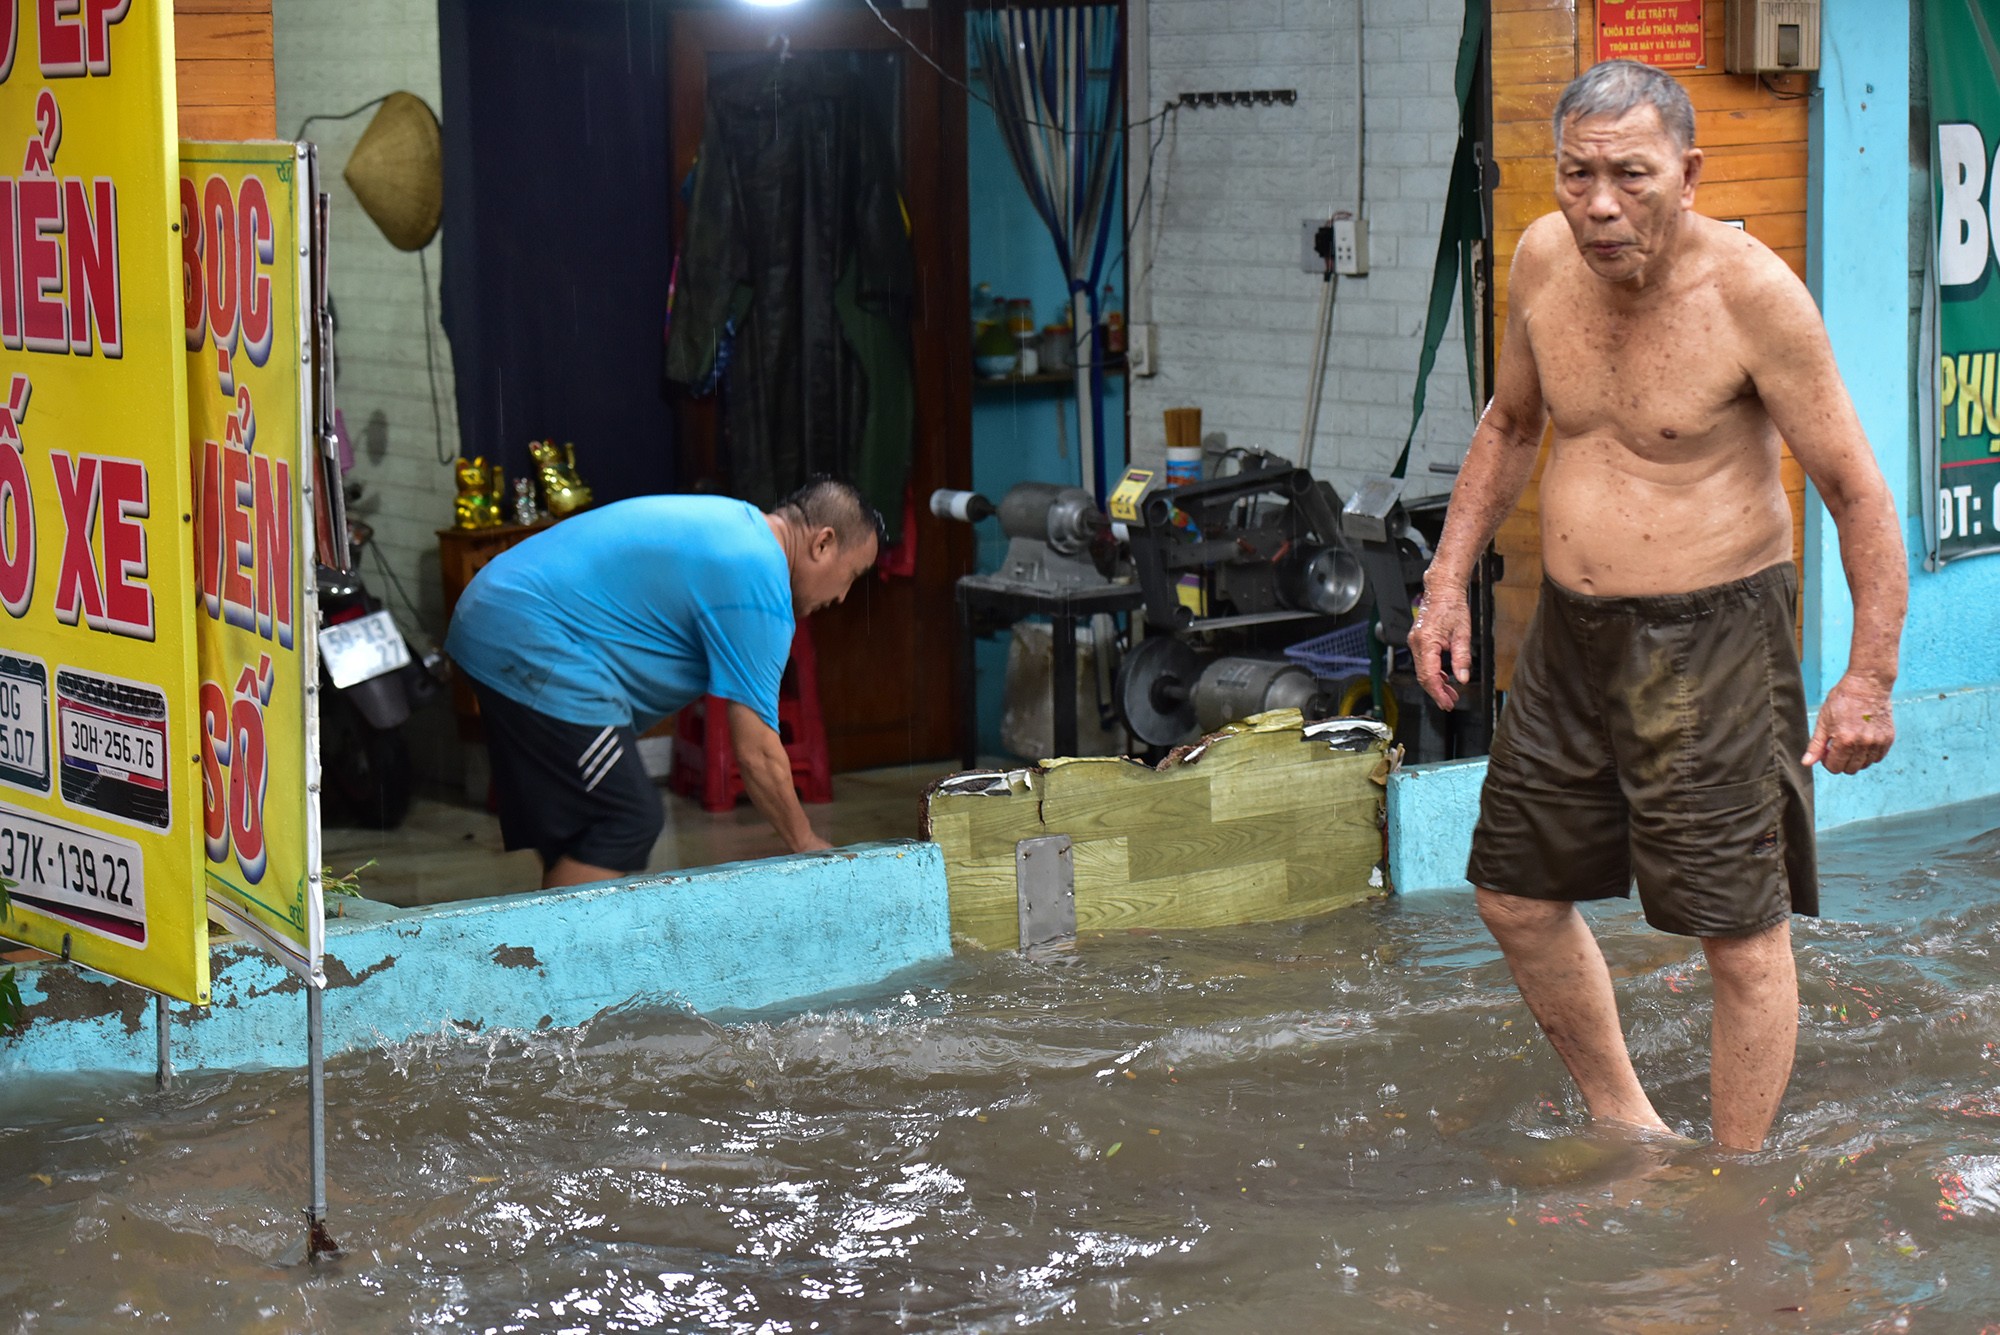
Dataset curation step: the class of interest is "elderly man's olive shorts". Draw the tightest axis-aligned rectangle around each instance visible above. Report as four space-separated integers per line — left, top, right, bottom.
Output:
1467 562 1816 938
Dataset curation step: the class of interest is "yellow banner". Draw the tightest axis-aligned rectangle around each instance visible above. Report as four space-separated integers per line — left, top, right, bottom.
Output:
182 142 322 980
0 2 207 1002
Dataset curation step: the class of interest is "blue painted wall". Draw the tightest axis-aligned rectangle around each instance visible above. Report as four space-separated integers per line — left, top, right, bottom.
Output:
1 844 950 1077
1807 0 2000 698
965 64 1128 758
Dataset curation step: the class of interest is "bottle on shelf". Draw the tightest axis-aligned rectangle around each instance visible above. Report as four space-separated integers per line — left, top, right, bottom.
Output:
1008 298 1039 376
1040 303 1074 374
1100 285 1125 358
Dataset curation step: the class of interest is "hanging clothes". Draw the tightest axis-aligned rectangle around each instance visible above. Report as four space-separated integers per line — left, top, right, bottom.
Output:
666 53 915 540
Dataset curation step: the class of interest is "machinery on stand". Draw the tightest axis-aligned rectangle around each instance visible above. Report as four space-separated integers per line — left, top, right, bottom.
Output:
936 483 1144 769
937 449 1498 767
1114 455 1354 748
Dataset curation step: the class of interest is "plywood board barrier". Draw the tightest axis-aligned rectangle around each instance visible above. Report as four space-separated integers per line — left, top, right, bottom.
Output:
923 712 1391 950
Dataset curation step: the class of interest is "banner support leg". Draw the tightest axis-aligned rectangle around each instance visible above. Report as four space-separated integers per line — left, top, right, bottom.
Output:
306 983 338 1261
155 993 172 1090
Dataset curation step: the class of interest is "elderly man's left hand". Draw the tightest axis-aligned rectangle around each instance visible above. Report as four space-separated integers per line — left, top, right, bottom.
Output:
1801 672 1895 775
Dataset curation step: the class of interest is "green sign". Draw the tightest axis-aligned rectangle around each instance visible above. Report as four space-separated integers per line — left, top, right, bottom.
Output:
1930 0 2000 563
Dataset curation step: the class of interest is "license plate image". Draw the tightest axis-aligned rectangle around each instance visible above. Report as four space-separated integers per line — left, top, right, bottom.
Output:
55 669 172 830
320 609 411 689
0 799 147 944
0 653 51 796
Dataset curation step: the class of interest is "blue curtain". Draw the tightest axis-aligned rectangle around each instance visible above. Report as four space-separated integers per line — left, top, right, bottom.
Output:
969 7 1124 502
437 0 676 503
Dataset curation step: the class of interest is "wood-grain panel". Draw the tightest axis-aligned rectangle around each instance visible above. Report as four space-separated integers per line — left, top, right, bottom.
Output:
1486 0 1810 689
173 0 275 141
926 718 1387 950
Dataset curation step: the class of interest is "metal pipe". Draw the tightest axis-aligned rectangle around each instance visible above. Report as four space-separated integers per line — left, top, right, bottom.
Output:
1125 0 1153 327
1297 271 1338 467
1354 0 1366 213
154 994 171 1090
306 985 334 1262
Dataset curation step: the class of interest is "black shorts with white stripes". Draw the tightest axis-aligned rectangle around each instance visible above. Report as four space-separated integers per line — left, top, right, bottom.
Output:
470 681 664 874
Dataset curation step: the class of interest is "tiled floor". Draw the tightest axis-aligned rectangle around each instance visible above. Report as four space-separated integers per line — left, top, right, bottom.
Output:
322 762 963 909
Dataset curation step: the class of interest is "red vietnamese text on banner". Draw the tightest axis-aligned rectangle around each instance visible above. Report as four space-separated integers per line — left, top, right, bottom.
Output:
1598 0 1706 70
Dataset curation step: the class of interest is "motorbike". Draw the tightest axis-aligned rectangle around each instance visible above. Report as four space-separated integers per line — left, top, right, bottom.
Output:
316 518 439 829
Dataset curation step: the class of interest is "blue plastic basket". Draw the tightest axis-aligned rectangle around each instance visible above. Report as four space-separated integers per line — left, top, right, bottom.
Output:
1284 622 1405 678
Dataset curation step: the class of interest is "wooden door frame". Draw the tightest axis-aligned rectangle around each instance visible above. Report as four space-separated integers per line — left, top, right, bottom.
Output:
667 4 974 771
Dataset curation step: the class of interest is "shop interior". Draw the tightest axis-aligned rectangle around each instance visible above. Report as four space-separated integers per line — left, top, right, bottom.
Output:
264 0 1814 906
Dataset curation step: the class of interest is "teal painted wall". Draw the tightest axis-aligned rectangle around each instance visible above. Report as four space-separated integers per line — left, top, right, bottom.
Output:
1 844 950 1078
965 65 1128 759
1388 684 2000 893
1807 0 2000 698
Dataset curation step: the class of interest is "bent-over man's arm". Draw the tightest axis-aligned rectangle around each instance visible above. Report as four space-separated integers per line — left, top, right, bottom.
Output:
1734 250 1908 775
1412 221 1558 710
727 700 833 853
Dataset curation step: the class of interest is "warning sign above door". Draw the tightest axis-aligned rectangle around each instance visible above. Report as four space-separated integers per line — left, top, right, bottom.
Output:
1598 0 1706 70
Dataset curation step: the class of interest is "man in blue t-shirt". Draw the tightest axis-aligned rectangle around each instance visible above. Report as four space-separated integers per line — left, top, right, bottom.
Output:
446 479 880 887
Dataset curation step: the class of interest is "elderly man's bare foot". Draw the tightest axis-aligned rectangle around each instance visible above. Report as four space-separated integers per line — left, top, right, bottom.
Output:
1486 1122 1692 1193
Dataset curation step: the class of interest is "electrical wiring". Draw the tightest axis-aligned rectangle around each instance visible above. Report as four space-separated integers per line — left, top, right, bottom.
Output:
292 96 389 146
858 0 1179 136
1760 73 1816 101
415 248 452 466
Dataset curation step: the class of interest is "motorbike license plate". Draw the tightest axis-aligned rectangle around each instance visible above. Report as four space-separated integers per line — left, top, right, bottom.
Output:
320 610 411 689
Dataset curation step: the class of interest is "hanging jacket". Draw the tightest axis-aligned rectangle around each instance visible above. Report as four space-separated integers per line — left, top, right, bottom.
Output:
666 53 914 540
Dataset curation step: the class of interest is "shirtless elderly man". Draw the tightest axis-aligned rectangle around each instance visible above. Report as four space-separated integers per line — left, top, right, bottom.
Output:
1410 60 1907 1152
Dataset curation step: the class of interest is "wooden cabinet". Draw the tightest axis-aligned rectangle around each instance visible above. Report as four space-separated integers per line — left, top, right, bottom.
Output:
436 520 553 738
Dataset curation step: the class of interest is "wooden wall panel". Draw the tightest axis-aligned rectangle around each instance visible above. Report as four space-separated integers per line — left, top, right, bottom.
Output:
174 0 277 141
1487 0 1811 688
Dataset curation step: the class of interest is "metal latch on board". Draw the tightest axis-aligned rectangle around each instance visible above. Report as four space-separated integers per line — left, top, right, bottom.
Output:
1015 834 1076 950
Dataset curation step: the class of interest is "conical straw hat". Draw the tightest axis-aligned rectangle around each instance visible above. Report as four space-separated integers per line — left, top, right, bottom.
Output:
343 91 442 251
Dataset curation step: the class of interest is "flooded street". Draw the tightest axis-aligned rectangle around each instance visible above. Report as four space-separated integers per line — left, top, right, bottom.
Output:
3 800 1997 1332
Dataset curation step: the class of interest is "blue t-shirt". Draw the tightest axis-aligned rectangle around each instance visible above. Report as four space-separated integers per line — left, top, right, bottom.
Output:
445 496 794 731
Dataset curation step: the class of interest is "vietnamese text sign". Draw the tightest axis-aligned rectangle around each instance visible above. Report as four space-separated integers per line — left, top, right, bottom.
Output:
1928 0 2000 564
183 142 323 980
1598 0 1706 69
1 0 208 1003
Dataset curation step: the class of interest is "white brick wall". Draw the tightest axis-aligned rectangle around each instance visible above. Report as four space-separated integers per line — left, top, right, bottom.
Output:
1131 0 1479 504
274 0 463 781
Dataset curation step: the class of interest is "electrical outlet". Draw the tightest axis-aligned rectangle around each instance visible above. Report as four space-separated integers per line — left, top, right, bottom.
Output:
1333 216 1368 276
1128 322 1157 377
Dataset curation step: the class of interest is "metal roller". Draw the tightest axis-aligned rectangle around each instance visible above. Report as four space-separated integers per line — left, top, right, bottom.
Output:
1278 543 1365 616
1192 656 1319 734
1115 635 1202 747
1119 642 1324 746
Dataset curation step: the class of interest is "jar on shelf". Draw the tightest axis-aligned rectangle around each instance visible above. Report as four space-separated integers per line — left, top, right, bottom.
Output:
974 317 1018 379
1099 286 1126 357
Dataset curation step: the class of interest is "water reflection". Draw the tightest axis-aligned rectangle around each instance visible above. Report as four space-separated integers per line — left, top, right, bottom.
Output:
1 802 1996 1331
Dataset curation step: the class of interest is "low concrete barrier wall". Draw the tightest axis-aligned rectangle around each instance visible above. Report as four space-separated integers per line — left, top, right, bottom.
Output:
1388 684 2000 893
1 841 950 1078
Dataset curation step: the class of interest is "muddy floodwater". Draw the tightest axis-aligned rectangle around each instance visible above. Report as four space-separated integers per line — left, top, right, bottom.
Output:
3 802 1998 1332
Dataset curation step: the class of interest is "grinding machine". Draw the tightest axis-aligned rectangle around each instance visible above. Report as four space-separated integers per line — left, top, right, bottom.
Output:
937 450 1494 760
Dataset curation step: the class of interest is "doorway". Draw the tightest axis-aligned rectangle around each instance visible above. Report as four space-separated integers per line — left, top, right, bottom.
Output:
668 6 973 772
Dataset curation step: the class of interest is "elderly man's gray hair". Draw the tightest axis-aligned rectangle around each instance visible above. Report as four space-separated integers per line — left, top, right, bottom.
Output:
1552 60 1696 153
